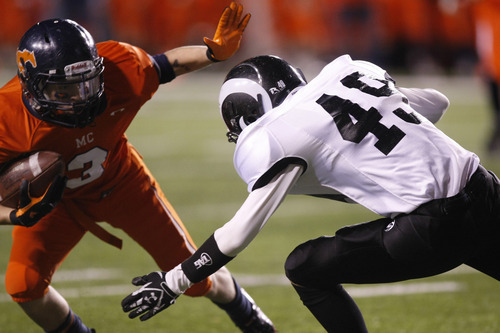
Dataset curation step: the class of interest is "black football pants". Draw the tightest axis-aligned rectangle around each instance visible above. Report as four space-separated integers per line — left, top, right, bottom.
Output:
285 165 500 332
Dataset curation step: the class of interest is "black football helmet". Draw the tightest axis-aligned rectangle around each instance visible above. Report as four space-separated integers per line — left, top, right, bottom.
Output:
16 18 106 128
219 55 307 142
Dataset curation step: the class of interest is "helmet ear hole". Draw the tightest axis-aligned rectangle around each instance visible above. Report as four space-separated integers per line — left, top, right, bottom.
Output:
221 92 264 135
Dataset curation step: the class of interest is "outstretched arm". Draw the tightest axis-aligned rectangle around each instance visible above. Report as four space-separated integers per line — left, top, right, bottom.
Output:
122 164 304 321
163 1 250 77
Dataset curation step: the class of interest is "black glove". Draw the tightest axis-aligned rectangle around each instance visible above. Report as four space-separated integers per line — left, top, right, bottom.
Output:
121 271 179 321
9 175 67 227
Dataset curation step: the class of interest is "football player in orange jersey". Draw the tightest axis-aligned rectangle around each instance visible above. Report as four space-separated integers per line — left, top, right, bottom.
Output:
0 2 276 333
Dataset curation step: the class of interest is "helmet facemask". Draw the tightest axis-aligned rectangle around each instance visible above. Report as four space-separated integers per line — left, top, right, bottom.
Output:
23 57 105 128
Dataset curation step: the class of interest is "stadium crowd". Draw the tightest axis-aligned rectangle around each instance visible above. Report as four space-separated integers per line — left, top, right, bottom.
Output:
0 0 489 73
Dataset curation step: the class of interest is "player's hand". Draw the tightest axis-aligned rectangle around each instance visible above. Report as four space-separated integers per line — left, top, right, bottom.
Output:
122 271 179 321
9 174 67 227
204 1 251 62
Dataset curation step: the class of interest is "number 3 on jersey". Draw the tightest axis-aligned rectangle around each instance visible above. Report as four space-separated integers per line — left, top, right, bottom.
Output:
66 147 108 189
316 72 420 155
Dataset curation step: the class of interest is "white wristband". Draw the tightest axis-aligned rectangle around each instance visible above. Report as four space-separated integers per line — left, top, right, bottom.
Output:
165 264 194 295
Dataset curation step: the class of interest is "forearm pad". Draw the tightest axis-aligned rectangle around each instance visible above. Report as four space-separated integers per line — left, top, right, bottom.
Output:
181 234 233 283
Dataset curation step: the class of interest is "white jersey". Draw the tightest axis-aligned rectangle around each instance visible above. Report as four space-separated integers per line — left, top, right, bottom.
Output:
234 55 479 217
166 55 481 294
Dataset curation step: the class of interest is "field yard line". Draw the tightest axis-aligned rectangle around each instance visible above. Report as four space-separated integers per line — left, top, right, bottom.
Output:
0 266 475 303
0 284 134 303
346 281 463 297
0 280 463 303
0 265 477 285
51 268 122 281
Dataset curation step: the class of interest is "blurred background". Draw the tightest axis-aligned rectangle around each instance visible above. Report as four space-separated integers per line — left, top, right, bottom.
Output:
2 2 500 331
2 0 500 151
0 0 491 74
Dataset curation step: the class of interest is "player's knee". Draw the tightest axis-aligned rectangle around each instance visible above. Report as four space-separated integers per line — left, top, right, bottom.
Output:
285 236 337 288
285 240 316 286
5 262 48 302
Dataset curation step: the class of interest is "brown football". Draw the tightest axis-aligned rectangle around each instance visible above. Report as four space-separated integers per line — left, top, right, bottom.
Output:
0 151 66 208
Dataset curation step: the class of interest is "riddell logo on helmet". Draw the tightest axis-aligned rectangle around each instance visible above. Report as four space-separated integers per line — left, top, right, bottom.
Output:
16 49 37 75
65 60 94 75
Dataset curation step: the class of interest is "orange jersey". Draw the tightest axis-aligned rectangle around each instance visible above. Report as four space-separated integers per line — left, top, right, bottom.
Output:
2 41 212 301
0 41 159 200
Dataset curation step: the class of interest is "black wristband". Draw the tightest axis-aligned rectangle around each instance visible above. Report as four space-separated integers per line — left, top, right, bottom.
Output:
206 48 220 63
182 234 233 283
151 54 176 83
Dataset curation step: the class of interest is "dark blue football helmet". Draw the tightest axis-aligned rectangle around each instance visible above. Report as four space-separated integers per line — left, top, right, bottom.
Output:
16 18 106 128
219 55 307 142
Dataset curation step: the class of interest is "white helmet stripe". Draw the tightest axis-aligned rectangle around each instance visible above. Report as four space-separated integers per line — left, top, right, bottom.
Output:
219 78 273 120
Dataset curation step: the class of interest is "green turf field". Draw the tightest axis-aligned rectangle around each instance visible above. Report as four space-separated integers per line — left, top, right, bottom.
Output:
0 70 499 332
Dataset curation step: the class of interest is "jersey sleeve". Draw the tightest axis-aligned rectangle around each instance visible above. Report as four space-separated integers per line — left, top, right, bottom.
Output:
235 126 298 191
234 128 275 191
397 87 450 124
97 41 160 98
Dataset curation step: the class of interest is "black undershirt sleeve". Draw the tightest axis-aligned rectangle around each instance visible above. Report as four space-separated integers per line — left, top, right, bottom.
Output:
181 234 233 283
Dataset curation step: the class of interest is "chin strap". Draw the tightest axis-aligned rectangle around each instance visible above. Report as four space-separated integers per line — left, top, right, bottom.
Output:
227 131 239 143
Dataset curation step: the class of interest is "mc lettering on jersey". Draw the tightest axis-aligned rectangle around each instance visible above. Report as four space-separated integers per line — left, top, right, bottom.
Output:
16 49 37 75
194 253 213 269
76 132 95 148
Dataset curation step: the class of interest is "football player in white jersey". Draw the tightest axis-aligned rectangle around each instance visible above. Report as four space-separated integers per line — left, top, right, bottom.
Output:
122 55 500 332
